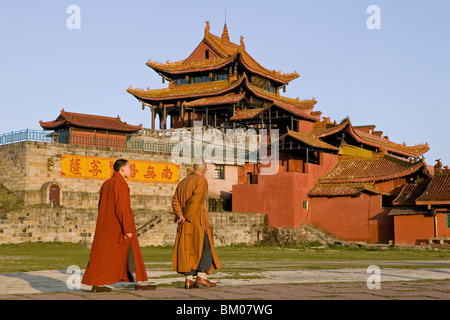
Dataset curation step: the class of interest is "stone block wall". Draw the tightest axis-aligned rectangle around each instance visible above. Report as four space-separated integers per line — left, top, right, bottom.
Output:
0 140 267 247
0 141 188 211
0 208 267 247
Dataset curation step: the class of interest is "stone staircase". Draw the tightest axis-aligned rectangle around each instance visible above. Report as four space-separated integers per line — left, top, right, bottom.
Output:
136 215 163 237
300 223 343 245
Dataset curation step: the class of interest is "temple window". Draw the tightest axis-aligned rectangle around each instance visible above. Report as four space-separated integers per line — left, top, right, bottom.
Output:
215 164 225 179
192 75 213 84
264 82 277 93
205 49 210 59
174 78 188 86
217 73 229 81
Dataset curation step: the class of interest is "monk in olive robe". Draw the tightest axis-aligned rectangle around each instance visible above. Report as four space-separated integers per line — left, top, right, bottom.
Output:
172 161 221 289
82 159 155 291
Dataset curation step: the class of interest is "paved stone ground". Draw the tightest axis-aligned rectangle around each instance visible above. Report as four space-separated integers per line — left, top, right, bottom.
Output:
0 281 449 301
0 265 449 300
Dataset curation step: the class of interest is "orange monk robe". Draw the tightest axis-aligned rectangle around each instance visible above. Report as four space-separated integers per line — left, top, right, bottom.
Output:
82 172 148 286
172 173 221 274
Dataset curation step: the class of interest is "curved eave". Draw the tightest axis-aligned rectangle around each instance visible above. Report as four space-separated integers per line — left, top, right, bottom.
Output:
347 125 430 158
127 78 245 103
238 52 299 85
280 130 339 152
313 119 350 139
146 54 238 77
40 117 142 133
244 81 318 122
39 119 67 130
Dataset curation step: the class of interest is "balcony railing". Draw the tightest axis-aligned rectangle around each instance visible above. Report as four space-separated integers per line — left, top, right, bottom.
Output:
0 129 53 145
70 135 127 149
0 129 254 160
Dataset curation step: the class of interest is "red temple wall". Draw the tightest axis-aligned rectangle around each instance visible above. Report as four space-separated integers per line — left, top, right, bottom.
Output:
393 214 449 245
232 153 338 227
188 42 221 61
309 194 393 243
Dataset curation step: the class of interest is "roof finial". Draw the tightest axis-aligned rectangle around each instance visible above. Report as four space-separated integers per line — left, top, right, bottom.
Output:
204 21 210 37
240 36 245 50
222 23 230 43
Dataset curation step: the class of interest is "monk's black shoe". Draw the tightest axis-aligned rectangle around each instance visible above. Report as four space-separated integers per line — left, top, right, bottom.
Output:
135 283 157 290
91 285 113 292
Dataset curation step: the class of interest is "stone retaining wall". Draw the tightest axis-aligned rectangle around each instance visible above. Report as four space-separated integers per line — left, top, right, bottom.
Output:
0 207 267 247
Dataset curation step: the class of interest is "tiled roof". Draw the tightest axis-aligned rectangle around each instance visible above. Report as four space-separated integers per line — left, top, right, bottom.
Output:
388 206 430 216
319 155 426 184
230 108 266 121
128 75 318 121
310 118 429 158
127 78 242 102
246 82 317 110
39 109 143 132
147 55 236 75
281 130 339 152
184 93 245 108
392 180 430 206
415 172 450 205
146 23 299 84
351 127 429 158
206 29 299 83
310 118 349 138
308 183 389 197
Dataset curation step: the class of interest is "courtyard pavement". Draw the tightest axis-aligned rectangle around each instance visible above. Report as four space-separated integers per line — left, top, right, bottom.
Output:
0 262 449 300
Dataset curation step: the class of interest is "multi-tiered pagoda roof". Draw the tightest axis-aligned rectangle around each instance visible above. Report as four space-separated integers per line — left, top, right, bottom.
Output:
127 21 429 163
127 21 317 131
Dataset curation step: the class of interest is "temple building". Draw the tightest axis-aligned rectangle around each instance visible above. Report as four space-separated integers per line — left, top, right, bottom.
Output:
40 109 142 149
125 22 447 244
389 162 450 245
127 21 317 134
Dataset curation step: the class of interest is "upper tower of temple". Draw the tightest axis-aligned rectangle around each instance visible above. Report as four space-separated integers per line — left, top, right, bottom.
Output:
127 22 318 132
146 21 299 91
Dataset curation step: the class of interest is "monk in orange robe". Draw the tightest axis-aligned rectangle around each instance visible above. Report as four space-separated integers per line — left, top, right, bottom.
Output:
172 160 221 289
82 159 156 292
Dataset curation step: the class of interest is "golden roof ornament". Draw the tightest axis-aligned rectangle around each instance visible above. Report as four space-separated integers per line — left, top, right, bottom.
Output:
221 23 230 43
240 36 245 50
204 21 210 37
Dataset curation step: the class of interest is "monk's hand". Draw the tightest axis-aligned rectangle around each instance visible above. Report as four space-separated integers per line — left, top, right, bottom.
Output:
124 233 133 239
175 215 186 224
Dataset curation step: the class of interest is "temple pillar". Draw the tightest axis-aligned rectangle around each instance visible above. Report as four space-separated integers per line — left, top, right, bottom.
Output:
163 105 167 130
151 106 156 130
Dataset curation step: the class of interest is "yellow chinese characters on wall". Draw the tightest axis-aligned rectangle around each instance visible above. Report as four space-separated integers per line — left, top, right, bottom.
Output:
61 155 179 184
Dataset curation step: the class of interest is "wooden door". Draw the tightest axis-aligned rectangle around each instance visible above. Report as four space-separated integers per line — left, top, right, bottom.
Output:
49 184 60 207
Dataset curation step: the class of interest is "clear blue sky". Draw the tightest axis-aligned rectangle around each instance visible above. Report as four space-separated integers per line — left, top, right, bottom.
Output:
1 0 449 166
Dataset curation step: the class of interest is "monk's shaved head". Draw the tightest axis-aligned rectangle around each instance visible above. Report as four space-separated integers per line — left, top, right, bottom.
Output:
193 160 207 173
113 159 129 172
